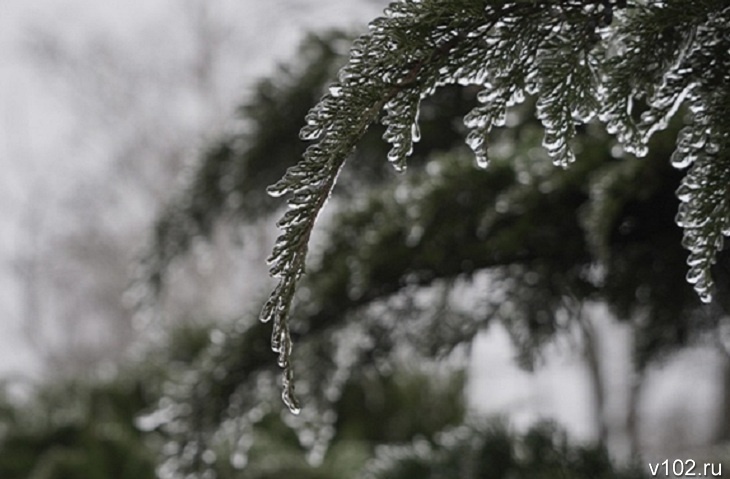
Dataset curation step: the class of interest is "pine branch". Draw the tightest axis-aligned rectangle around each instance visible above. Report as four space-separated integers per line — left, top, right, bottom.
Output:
262 0 730 410
260 21 474 412
262 0 625 412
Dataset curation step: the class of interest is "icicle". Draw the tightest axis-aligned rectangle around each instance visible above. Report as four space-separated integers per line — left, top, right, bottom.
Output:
282 367 301 415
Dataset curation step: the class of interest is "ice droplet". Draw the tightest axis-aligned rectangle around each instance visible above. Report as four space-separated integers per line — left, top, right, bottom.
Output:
271 325 282 353
464 110 488 128
675 183 695 202
466 130 485 150
699 290 712 303
686 265 704 284
705 134 720 153
411 122 421 142
267 182 289 198
671 149 694 169
300 124 324 141
282 376 301 415
552 149 576 168
475 152 489 169
626 142 648 158
387 147 401 164
492 110 506 127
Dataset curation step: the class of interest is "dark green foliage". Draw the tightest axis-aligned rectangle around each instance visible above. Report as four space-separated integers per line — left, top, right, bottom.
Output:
362 420 646 479
336 368 467 443
0 363 643 479
143 311 469 477
307 123 714 368
255 0 730 408
0 378 156 479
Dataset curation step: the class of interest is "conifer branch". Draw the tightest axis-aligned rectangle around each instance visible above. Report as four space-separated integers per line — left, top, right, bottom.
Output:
259 6 496 412
261 0 730 410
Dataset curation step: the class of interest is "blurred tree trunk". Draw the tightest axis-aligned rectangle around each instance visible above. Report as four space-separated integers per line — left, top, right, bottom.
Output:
626 368 644 459
578 310 609 448
716 356 730 443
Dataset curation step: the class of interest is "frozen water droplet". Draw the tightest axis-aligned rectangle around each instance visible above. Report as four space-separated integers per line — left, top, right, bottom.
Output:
300 125 324 141
542 133 564 152
260 298 275 323
493 111 506 127
477 88 501 104
411 122 421 142
281 379 301 414
686 265 703 284
671 149 694 169
686 254 705 267
552 149 576 168
267 183 289 198
475 152 489 169
627 143 648 158
387 148 401 164
464 110 488 129
508 88 525 107
676 183 694 202
466 130 485 150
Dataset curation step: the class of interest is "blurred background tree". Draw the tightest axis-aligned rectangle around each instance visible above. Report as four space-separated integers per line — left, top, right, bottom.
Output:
10 0 247 376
